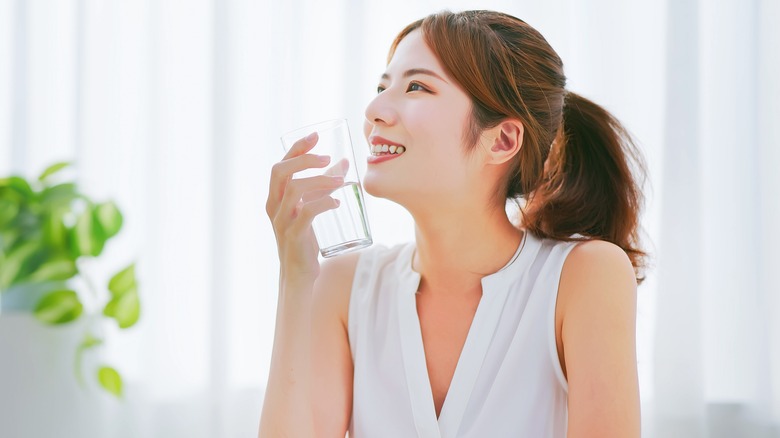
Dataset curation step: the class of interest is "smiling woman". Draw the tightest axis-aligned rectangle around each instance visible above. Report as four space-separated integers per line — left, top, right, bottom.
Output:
261 9 646 438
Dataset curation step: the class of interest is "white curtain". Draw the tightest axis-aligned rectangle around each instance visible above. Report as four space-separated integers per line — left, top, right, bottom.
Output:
0 0 777 437
650 0 780 436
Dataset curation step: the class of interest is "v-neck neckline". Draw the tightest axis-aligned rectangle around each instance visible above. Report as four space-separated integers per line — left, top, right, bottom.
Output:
395 230 539 437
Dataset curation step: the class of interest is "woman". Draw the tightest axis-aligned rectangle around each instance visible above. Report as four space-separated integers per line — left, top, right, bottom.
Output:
261 10 647 438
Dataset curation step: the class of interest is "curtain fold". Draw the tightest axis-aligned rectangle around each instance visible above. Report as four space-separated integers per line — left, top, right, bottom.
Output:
652 0 780 436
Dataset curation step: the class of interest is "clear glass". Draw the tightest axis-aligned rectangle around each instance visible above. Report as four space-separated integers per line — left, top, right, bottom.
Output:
280 119 372 258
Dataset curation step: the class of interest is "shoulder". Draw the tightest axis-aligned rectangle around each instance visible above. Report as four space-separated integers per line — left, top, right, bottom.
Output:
317 242 402 284
558 239 637 316
562 239 636 283
318 249 364 283
313 243 401 328
556 238 638 377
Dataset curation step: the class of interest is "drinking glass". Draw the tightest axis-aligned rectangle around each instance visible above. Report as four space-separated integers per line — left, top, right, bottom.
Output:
280 119 372 258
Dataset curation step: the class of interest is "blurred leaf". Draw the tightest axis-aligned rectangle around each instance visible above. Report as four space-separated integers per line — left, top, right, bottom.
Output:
0 228 20 253
27 258 77 283
79 332 103 350
33 289 83 324
11 244 51 286
38 162 71 182
74 332 104 386
108 264 136 297
97 366 123 398
40 183 78 210
2 177 35 201
0 240 40 290
13 207 40 233
68 208 106 258
43 210 69 250
0 199 19 228
94 202 123 239
103 288 140 329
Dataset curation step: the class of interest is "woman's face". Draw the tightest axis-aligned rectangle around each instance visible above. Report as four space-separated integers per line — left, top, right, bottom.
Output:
362 29 484 210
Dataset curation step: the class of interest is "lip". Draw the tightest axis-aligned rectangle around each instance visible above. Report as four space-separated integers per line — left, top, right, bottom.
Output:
367 153 403 165
367 135 406 165
368 135 405 148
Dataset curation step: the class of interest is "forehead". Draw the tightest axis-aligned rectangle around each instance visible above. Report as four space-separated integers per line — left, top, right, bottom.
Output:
386 30 446 76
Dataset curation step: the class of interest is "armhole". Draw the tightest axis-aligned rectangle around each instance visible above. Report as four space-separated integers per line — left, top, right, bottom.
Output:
547 241 582 394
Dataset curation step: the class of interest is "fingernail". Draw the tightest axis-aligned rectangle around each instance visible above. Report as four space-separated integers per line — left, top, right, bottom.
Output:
319 155 331 163
333 176 344 184
305 132 317 142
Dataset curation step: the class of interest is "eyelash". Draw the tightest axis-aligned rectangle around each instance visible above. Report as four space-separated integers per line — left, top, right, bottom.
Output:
376 81 429 94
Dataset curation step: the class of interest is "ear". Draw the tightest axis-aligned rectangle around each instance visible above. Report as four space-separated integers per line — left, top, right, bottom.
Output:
481 119 524 165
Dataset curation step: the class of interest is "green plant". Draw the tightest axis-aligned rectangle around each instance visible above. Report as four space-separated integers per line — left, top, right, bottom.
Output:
0 162 139 398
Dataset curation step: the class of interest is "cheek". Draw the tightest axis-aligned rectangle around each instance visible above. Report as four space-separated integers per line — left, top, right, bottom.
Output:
363 119 371 140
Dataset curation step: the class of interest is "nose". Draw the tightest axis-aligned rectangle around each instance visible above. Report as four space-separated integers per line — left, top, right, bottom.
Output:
364 91 397 127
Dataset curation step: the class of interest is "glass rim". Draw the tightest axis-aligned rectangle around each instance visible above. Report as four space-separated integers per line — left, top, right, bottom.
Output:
280 118 349 147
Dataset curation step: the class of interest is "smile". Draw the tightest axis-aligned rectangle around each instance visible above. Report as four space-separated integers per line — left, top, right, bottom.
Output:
370 144 406 156
367 149 404 165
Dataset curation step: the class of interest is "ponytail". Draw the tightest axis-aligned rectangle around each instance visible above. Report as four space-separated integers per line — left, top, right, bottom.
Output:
523 91 649 284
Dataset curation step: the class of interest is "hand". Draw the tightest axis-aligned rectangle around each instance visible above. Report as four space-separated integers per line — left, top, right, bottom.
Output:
266 132 344 283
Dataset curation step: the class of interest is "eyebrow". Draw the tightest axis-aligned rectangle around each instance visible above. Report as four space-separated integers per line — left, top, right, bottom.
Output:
381 68 448 83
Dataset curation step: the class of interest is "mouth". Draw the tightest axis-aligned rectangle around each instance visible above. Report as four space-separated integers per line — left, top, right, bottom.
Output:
368 136 407 157
369 143 406 156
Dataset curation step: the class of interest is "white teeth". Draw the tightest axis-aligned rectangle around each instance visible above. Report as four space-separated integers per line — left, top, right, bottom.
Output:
370 144 406 155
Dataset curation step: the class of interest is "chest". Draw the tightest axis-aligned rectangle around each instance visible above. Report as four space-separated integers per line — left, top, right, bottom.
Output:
415 293 481 419
414 291 568 419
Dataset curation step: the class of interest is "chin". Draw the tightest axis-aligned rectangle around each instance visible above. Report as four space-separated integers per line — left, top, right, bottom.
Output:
362 173 384 198
363 172 403 202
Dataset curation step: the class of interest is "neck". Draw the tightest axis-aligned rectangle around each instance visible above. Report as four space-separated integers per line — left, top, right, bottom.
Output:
410 204 524 299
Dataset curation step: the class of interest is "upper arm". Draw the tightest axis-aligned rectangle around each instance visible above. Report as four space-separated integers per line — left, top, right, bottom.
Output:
310 251 361 438
559 240 641 438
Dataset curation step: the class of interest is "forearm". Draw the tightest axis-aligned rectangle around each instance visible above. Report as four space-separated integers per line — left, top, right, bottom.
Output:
258 276 315 438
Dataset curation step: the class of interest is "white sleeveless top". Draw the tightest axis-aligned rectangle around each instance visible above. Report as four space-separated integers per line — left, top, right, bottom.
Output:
347 230 581 438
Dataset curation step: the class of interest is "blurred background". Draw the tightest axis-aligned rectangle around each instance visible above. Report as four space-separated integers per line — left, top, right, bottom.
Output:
0 0 778 436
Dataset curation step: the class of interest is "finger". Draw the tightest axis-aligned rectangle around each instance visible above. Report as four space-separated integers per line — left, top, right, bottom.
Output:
267 153 331 217
283 132 319 160
302 185 340 203
290 196 341 234
273 153 331 182
277 175 344 222
323 158 350 178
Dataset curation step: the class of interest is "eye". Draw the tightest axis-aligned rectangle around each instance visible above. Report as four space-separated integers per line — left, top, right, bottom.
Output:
406 82 427 92
376 85 386 94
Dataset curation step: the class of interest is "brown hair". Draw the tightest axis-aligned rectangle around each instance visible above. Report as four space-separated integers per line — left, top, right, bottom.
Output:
389 10 649 283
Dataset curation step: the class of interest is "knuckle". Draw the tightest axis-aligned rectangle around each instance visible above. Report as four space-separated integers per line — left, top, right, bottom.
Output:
271 160 288 179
